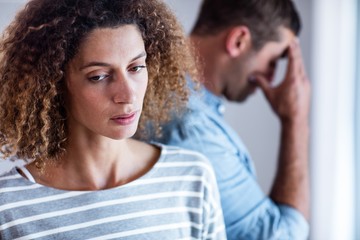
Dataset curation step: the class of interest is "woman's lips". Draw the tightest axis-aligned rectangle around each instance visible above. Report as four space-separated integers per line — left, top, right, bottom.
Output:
110 111 137 125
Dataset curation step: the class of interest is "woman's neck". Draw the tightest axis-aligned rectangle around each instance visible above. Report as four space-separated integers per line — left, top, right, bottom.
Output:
26 138 160 191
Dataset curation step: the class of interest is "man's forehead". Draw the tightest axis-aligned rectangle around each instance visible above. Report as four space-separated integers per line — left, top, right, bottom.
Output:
278 26 296 43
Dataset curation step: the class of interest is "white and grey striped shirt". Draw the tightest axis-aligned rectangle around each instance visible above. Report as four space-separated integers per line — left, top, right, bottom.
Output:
0 145 226 240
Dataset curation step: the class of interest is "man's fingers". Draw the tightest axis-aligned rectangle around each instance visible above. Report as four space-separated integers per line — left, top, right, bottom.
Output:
287 38 306 81
293 39 307 80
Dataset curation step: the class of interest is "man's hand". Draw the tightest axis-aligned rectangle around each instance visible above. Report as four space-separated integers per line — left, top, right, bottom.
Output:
253 39 311 123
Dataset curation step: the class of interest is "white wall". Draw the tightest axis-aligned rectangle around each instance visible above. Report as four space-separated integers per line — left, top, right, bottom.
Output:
310 0 357 238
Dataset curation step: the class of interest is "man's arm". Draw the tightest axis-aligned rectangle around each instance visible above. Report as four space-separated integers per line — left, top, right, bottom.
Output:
254 39 311 220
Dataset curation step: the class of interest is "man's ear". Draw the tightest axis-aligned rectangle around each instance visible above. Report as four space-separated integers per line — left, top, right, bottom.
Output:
225 26 252 57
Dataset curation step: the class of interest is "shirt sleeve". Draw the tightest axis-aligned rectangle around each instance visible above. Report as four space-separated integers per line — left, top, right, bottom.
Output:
160 113 309 240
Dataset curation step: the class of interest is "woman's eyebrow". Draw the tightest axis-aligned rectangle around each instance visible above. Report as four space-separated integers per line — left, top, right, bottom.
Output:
130 51 147 62
79 52 147 71
79 62 111 71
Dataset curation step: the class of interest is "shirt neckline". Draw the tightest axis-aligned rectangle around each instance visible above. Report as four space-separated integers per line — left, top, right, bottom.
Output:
13 143 167 193
191 86 226 116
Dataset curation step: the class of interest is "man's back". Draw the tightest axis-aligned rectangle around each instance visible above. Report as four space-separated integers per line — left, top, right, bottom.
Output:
154 87 309 239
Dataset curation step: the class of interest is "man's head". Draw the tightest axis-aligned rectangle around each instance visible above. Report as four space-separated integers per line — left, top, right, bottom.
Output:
191 0 301 102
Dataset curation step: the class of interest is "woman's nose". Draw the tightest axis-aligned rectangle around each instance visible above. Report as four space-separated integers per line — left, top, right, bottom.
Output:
111 75 136 104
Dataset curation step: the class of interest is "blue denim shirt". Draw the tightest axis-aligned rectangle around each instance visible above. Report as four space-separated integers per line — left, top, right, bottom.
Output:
156 87 309 240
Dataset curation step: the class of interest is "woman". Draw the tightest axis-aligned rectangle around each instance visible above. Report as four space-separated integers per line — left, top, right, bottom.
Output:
0 0 226 239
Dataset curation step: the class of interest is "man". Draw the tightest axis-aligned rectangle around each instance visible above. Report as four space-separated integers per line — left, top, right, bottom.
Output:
151 0 311 239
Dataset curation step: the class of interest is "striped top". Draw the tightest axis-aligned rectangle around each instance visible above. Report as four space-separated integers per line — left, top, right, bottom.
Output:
0 145 226 240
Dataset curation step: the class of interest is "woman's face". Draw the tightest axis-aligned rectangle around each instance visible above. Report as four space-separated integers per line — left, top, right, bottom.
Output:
65 24 148 140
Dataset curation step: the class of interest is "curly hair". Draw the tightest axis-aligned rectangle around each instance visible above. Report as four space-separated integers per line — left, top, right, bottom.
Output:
0 0 196 163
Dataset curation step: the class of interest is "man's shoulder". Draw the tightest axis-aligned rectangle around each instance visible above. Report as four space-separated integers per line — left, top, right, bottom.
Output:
165 103 224 134
162 105 234 144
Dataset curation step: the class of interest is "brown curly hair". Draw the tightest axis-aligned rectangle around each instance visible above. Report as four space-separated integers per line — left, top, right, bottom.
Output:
0 0 196 163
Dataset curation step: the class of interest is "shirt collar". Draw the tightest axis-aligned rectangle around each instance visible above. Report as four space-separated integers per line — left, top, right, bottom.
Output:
200 87 226 116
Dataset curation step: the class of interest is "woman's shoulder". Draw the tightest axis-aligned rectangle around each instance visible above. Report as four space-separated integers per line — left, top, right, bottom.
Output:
0 167 32 190
0 167 28 202
159 143 209 162
0 167 20 182
154 143 215 176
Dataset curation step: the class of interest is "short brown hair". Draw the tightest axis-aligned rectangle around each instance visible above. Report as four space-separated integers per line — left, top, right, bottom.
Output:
192 0 301 50
0 0 195 162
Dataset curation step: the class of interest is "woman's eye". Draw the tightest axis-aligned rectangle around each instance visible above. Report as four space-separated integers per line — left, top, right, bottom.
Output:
88 74 109 82
130 65 146 73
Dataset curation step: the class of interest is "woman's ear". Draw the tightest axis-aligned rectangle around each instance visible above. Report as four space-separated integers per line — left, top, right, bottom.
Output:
225 26 252 58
